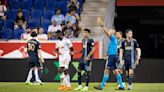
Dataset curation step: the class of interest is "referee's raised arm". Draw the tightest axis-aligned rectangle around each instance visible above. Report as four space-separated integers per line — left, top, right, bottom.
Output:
97 17 113 38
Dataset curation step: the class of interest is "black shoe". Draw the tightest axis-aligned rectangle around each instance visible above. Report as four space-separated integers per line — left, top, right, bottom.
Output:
115 87 125 90
94 84 103 90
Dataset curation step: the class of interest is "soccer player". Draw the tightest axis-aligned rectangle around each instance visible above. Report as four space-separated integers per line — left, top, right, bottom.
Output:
25 31 44 85
54 30 73 90
116 31 125 86
119 29 140 90
94 17 124 90
73 28 95 91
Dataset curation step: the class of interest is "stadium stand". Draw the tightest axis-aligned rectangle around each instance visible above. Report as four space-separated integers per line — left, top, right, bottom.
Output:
0 0 84 39
43 10 54 20
21 0 33 11
6 9 17 20
41 19 51 34
8 0 20 10
22 9 30 21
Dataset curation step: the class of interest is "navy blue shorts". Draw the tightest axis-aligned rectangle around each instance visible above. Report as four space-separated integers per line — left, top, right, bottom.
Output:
78 57 92 72
105 55 118 70
29 61 40 68
124 60 135 70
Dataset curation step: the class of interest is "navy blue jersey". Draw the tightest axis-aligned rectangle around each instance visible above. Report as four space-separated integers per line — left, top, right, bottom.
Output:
121 38 139 62
117 38 125 55
82 38 94 59
27 39 40 62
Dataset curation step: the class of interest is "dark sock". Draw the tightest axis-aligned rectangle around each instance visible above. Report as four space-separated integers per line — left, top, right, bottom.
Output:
85 72 90 87
128 75 133 85
121 74 124 82
126 75 129 82
32 71 35 82
78 72 82 85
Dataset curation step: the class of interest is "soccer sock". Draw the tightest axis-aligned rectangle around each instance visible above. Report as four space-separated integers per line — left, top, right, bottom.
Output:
65 74 71 87
126 75 129 81
60 73 65 86
34 68 40 82
78 72 82 85
117 73 124 83
26 69 33 82
116 74 124 88
121 74 124 82
85 72 90 87
38 69 43 79
128 75 133 85
100 74 109 89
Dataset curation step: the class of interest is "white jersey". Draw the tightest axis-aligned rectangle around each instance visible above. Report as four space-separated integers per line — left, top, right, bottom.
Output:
56 37 73 68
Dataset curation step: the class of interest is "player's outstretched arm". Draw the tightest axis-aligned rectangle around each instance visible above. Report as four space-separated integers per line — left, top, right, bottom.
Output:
38 49 44 63
97 17 111 37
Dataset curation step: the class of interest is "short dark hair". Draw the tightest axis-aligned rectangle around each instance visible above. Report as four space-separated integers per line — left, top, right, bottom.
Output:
69 7 76 13
116 30 122 35
84 28 91 33
55 8 61 12
56 30 62 34
17 10 22 14
125 29 133 34
31 31 37 37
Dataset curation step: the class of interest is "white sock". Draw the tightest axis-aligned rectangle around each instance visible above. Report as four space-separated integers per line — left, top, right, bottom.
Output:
60 73 65 86
65 74 71 87
34 68 41 82
26 69 32 82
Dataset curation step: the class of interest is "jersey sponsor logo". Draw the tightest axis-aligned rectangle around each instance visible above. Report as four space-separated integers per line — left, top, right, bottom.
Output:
125 46 132 50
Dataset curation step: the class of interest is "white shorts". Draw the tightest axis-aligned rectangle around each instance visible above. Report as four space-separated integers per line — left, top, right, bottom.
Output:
59 55 71 69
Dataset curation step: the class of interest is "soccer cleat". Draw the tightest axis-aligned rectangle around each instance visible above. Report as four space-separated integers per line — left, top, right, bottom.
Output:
115 87 125 90
64 87 72 90
34 80 44 85
128 85 132 90
81 86 88 91
58 85 65 90
94 84 102 90
117 82 125 88
25 81 33 85
74 85 83 90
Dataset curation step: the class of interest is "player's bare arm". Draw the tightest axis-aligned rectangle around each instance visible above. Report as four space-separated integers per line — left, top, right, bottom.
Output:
70 47 74 55
119 49 124 67
38 49 44 63
135 48 140 65
97 17 111 37
84 47 96 61
24 47 27 53
54 48 58 57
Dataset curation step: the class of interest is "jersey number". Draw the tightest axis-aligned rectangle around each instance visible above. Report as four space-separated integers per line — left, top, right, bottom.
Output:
28 43 35 51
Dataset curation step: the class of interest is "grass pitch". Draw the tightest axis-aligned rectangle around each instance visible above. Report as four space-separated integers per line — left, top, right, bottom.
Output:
0 82 164 92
